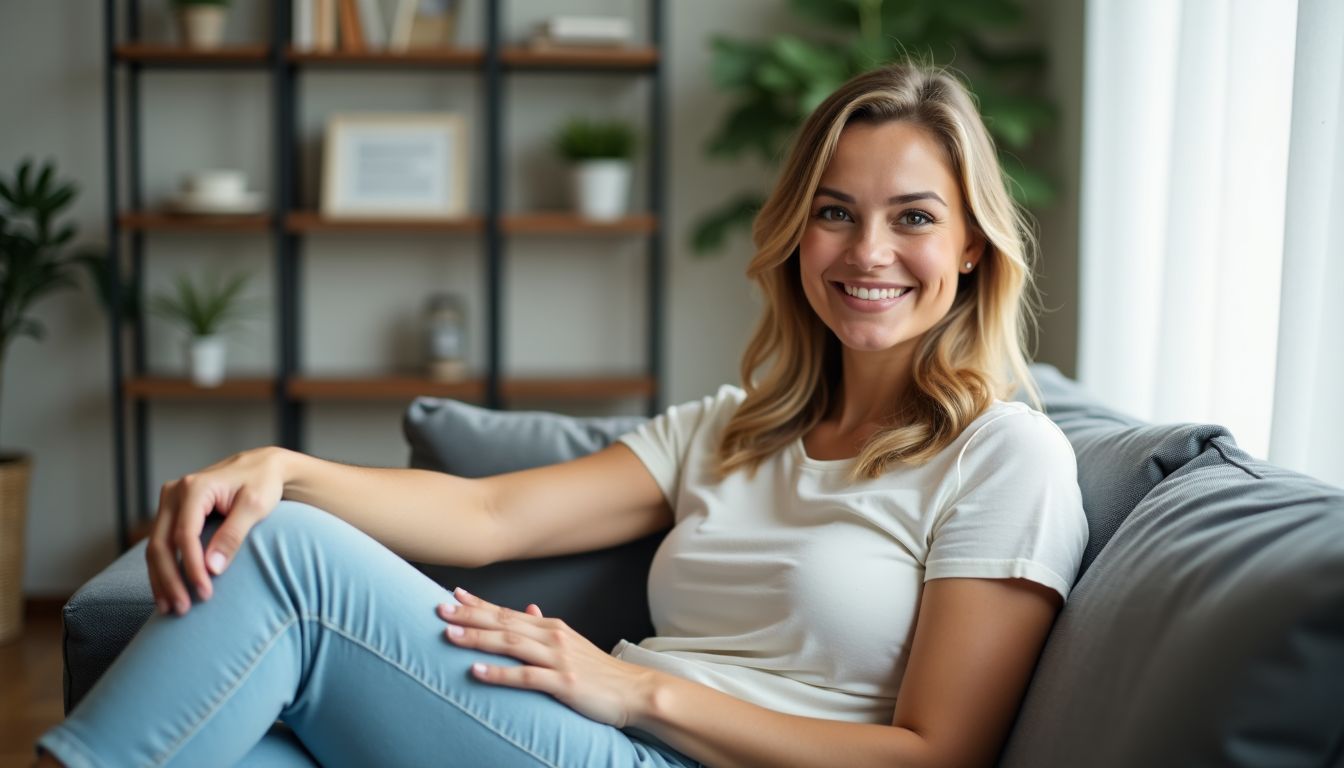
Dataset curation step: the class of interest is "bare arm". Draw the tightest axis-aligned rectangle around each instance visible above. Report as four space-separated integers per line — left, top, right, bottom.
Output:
277 448 498 567
149 441 669 617
628 577 1063 768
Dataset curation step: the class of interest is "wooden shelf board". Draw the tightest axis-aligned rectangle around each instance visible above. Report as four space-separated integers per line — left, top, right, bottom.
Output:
115 44 271 64
124 377 275 400
119 211 272 232
286 47 484 66
501 46 659 70
501 375 656 400
287 375 652 401
502 213 657 234
286 212 484 233
288 376 486 401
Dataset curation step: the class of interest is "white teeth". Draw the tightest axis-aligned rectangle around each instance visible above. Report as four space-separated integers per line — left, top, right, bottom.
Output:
842 284 910 301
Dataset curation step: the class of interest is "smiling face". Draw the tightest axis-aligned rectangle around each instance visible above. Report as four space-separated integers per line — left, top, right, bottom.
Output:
799 119 982 364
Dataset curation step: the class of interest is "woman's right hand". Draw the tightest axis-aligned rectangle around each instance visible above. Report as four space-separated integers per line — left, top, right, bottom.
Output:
147 446 290 616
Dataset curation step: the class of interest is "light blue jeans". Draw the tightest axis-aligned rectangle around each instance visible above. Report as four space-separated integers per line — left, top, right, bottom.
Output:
38 501 700 767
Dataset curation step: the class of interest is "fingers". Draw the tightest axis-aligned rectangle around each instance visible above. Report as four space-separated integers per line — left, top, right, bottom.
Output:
469 662 567 697
173 476 215 605
148 481 192 615
526 604 543 618
203 486 267 576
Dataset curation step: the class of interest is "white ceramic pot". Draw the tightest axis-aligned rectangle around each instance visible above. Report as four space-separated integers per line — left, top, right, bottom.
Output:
572 160 631 221
188 335 227 387
178 6 227 50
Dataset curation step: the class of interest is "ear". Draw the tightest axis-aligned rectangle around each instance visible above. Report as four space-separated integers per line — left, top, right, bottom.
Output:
961 228 987 273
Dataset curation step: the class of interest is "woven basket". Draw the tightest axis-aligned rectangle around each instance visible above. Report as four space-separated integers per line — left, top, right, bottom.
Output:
0 453 31 643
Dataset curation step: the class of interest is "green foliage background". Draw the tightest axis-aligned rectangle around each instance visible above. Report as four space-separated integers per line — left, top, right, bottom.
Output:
693 0 1055 254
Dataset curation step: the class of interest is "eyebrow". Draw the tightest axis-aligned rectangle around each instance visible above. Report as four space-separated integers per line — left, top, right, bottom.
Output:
815 186 947 207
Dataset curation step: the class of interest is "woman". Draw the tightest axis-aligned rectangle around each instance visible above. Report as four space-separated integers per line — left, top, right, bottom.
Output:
37 63 1086 768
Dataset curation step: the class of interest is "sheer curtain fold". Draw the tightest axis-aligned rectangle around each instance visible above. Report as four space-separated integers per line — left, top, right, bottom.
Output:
1079 0 1341 485
1269 0 1344 487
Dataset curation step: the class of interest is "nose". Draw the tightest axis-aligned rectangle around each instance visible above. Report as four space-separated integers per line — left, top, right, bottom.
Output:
845 220 896 272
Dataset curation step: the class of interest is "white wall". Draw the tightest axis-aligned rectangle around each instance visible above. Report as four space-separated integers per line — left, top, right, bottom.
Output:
0 0 1081 596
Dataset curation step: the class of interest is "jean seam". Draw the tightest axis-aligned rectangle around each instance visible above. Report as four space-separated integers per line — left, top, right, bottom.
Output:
38 729 100 768
152 614 299 767
305 614 561 768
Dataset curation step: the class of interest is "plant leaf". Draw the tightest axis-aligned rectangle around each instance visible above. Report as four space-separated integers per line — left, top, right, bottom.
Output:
709 37 769 90
788 0 861 30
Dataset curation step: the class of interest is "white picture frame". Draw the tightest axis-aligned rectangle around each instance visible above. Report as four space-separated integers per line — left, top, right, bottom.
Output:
321 113 468 218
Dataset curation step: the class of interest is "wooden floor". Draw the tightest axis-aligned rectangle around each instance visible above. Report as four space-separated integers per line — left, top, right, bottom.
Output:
0 603 64 768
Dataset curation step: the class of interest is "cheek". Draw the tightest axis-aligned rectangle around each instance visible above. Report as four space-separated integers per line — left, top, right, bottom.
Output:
906 243 960 294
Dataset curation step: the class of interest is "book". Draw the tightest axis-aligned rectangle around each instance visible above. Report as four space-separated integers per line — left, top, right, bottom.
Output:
532 15 632 48
388 0 419 52
315 0 337 52
408 0 457 49
338 0 366 52
292 0 314 51
356 0 387 49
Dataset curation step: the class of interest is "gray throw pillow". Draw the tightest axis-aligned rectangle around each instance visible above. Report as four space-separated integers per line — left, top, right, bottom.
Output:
403 397 647 477
1000 436 1344 767
1025 365 1232 576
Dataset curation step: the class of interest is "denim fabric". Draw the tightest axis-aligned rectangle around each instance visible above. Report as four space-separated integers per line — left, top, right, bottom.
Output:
38 502 700 768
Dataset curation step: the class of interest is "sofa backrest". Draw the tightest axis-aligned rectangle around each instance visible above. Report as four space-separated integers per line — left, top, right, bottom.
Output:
1000 435 1344 767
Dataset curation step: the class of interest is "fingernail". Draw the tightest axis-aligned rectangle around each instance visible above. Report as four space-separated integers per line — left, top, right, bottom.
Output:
455 587 471 598
175 600 189 615
447 624 464 637
472 663 487 676
207 551 227 574
440 603 457 615
156 599 168 614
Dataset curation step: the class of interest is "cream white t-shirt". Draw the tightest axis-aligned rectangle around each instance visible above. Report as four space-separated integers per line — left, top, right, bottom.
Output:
611 384 1087 725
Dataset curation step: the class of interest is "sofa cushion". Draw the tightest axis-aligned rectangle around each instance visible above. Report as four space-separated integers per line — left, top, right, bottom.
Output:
1000 436 1344 767
403 397 647 477
401 397 657 652
1025 364 1232 576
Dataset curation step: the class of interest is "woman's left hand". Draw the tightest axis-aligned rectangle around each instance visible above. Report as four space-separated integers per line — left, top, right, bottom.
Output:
437 587 655 728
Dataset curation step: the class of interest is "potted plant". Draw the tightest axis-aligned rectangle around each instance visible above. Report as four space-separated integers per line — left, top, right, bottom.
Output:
173 0 231 50
0 159 106 642
148 270 257 387
555 117 637 221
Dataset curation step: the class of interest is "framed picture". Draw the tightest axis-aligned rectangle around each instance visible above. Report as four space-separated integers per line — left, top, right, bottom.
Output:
321 113 468 218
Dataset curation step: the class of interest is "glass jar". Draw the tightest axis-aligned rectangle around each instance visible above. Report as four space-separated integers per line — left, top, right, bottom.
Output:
423 292 467 382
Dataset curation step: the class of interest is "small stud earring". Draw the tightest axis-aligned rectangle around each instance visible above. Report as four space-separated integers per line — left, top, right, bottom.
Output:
963 261 974 271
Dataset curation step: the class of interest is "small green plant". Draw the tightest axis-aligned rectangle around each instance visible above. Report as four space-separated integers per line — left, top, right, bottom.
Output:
149 270 258 337
555 118 636 162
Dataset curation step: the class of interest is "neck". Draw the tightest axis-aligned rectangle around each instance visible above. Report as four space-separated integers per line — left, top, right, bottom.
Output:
825 342 917 434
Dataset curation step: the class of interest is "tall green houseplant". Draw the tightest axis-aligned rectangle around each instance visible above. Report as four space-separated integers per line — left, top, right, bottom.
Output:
693 0 1056 253
0 159 107 448
0 158 107 641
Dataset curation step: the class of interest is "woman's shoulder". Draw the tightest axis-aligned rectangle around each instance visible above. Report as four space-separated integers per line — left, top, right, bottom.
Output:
956 400 1074 464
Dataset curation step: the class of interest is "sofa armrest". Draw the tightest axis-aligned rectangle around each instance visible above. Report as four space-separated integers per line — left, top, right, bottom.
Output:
62 539 155 714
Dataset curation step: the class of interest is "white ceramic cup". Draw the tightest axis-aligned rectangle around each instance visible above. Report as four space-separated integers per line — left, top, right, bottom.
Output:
182 170 247 204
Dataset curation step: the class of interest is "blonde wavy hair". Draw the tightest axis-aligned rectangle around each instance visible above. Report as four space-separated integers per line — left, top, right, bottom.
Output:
714 62 1040 484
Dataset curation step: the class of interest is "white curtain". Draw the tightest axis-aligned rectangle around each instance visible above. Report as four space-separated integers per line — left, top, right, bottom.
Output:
1079 0 1344 487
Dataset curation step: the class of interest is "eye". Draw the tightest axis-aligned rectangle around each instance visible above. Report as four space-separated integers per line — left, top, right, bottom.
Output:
815 205 853 223
897 210 935 227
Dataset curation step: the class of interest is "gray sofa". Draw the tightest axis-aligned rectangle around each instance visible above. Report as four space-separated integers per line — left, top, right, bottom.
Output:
61 365 1344 767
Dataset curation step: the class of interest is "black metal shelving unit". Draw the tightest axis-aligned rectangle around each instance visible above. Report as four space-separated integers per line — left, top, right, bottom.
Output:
103 0 666 552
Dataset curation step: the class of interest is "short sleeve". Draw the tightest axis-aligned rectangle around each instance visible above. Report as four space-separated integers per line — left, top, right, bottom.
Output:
924 409 1088 602
617 385 741 510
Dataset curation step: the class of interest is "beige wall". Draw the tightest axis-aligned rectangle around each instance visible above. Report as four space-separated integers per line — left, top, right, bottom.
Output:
0 0 1082 596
